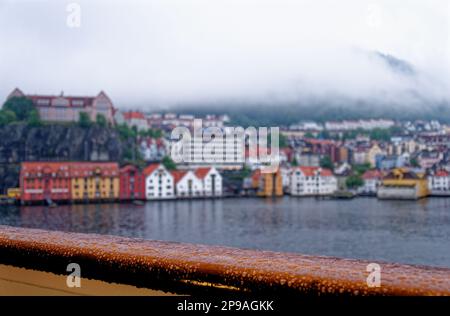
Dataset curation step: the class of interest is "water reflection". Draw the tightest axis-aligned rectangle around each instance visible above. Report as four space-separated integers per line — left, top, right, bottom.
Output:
0 197 449 267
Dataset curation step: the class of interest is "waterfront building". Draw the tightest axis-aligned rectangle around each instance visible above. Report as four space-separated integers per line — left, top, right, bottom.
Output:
20 162 119 203
280 166 292 192
20 162 72 203
172 170 203 198
377 168 429 200
70 162 120 201
334 163 352 191
143 163 175 200
359 170 383 195
194 167 223 197
251 169 283 197
119 165 145 200
7 88 115 124
428 170 450 196
290 166 337 196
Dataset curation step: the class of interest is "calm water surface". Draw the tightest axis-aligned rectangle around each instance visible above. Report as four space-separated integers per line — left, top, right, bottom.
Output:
1 197 449 268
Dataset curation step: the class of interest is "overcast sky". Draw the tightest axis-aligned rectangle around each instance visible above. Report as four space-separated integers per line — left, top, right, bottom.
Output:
0 0 449 108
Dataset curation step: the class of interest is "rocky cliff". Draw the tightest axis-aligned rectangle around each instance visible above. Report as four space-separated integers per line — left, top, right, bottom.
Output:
0 123 132 193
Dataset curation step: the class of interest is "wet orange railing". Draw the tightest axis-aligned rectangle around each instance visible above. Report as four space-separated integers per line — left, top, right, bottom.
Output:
0 225 449 295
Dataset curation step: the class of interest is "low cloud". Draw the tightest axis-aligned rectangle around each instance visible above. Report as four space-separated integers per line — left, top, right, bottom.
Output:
0 0 449 108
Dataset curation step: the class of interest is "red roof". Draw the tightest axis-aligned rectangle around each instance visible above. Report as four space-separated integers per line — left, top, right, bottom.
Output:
195 167 212 179
123 111 146 120
120 164 139 174
142 163 161 177
362 170 383 180
296 166 333 177
21 162 119 178
435 170 449 177
171 170 188 184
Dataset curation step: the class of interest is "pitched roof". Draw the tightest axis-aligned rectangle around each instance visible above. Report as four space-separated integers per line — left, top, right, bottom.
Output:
434 170 449 177
171 170 188 184
296 166 333 177
120 164 139 173
123 111 146 120
142 163 161 177
195 167 211 179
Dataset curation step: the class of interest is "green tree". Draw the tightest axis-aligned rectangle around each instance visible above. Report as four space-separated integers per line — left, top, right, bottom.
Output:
291 157 298 166
369 128 391 141
116 123 137 140
2 97 35 121
279 133 288 148
353 163 371 176
346 175 364 189
0 110 17 126
320 155 334 170
410 157 419 168
162 156 177 171
319 130 330 139
78 112 92 128
26 109 42 127
150 129 163 138
96 113 107 127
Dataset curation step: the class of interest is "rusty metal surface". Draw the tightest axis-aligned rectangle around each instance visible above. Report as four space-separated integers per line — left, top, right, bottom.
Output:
0 225 449 296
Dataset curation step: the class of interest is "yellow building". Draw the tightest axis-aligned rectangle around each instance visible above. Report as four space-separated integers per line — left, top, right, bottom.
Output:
70 162 120 201
252 169 283 197
377 168 429 200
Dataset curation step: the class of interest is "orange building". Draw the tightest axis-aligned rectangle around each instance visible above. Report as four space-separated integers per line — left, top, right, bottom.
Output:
251 169 283 197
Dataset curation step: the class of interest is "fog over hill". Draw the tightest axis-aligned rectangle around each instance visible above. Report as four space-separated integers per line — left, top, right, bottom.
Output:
169 50 450 126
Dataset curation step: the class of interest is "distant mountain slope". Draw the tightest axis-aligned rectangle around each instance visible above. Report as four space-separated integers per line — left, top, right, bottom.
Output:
164 51 449 126
374 51 415 76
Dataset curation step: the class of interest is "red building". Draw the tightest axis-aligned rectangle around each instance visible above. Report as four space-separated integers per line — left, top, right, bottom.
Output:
119 165 145 200
20 162 72 203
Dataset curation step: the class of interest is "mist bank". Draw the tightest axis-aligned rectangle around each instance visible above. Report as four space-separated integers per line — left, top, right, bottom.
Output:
167 98 450 127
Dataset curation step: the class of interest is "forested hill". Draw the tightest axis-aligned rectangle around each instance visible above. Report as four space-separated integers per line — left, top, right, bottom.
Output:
170 100 450 127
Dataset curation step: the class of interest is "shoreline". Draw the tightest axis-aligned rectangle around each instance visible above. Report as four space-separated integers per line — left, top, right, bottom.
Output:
4 194 450 207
